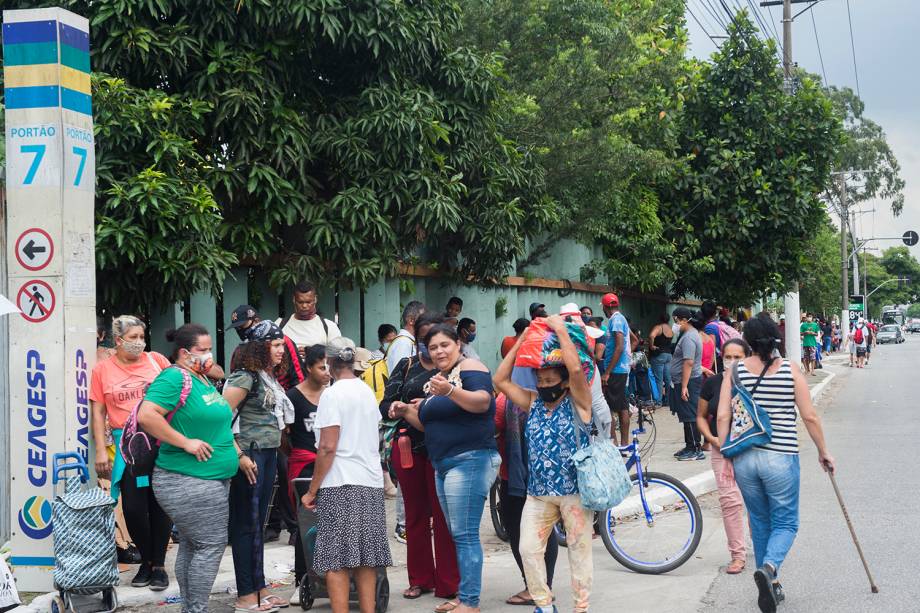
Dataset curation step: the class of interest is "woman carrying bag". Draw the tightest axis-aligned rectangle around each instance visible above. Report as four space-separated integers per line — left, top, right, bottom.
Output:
717 314 835 613
493 315 596 613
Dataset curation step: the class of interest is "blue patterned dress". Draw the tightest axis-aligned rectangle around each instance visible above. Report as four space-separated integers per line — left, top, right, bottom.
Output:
525 396 589 496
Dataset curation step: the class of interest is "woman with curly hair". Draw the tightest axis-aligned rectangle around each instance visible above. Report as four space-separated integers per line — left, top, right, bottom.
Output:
223 321 295 612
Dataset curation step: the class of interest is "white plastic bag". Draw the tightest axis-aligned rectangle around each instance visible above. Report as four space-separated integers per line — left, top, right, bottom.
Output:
0 556 21 609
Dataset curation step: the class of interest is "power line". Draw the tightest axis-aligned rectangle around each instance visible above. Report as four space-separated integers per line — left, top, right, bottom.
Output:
701 0 729 29
845 0 862 98
685 0 721 49
690 0 723 41
810 8 828 87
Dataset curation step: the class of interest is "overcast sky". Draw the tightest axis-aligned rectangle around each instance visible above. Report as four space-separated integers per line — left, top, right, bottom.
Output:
685 0 920 259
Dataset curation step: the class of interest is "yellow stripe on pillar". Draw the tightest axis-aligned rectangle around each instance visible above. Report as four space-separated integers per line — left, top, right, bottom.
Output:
60 65 91 95
4 64 59 88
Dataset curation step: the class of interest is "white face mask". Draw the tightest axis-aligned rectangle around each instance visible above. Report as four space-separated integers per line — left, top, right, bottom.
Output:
722 358 741 371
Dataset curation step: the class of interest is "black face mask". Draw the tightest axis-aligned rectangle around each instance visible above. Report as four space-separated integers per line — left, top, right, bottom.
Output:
235 326 250 341
536 383 567 403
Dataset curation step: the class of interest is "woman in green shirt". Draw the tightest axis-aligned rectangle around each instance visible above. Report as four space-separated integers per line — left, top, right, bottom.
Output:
223 321 294 612
140 323 255 613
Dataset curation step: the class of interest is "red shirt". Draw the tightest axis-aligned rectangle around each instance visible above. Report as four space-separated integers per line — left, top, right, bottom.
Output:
500 336 518 359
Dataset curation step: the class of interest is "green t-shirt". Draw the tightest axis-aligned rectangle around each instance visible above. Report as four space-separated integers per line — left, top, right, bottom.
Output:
145 368 238 480
225 370 282 450
800 321 820 348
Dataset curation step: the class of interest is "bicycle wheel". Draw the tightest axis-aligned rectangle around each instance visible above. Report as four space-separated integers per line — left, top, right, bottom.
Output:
489 478 509 542
600 471 702 574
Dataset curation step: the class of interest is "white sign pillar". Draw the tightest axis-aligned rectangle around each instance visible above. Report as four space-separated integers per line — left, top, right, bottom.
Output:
3 7 96 591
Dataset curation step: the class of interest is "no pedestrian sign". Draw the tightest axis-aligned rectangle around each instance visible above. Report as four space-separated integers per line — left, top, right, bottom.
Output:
14 228 54 271
16 280 55 323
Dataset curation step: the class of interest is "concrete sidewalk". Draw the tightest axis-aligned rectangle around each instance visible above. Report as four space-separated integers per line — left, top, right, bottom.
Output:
22 360 839 612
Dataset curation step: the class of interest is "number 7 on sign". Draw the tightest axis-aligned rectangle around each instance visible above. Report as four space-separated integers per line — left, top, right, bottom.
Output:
72 146 88 186
20 144 46 185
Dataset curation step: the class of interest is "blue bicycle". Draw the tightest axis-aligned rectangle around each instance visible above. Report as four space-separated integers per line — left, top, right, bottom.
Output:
555 411 702 574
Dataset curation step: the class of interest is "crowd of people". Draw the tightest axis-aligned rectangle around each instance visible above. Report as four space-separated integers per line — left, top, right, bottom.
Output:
89 283 838 613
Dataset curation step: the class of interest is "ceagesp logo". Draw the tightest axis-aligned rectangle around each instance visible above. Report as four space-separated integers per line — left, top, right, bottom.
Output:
18 495 52 539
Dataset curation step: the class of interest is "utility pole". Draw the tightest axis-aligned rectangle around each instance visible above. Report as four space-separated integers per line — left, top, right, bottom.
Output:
839 175 849 331
780 0 802 364
851 210 860 290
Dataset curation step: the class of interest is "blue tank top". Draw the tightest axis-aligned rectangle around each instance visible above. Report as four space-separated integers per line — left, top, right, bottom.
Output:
525 395 589 497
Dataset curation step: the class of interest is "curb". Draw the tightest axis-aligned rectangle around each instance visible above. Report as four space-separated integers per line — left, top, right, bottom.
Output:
669 366 838 506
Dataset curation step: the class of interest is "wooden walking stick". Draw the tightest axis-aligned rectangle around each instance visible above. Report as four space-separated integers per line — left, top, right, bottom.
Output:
827 469 879 593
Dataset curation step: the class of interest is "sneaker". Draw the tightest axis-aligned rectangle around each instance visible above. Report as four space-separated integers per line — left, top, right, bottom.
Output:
673 447 690 458
149 567 169 592
394 524 407 544
773 582 785 604
753 564 778 613
131 562 152 587
675 448 695 460
678 450 705 461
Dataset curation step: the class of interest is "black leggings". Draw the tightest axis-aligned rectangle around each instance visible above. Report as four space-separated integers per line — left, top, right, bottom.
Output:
121 473 172 567
683 422 702 452
499 479 557 590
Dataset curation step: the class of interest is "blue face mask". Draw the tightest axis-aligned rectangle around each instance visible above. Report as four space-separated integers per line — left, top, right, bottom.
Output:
418 343 431 360
466 333 477 343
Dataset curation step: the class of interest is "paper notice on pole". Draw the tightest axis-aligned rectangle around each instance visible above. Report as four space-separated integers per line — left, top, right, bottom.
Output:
0 294 20 316
65 262 94 299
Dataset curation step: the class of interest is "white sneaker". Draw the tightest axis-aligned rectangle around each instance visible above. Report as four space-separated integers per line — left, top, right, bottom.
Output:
290 585 300 606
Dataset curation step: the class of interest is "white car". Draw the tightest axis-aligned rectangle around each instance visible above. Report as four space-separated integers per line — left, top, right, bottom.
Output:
876 325 904 344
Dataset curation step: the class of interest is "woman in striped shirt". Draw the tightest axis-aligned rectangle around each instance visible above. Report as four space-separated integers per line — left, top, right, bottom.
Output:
716 314 835 613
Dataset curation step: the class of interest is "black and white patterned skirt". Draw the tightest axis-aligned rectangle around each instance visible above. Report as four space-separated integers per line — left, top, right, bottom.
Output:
313 485 393 574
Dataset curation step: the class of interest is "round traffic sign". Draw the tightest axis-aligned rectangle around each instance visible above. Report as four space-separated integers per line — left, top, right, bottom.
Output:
903 230 919 247
14 228 54 271
16 280 55 323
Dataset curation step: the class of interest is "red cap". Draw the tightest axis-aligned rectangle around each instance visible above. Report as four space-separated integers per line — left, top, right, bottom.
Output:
601 293 619 308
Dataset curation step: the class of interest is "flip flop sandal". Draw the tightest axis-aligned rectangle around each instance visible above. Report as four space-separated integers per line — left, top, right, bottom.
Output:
234 604 277 613
261 595 289 609
505 592 536 606
434 599 460 613
403 586 433 599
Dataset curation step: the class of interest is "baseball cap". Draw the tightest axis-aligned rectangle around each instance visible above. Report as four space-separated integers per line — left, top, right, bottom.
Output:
559 303 604 338
529 302 546 318
227 304 257 329
601 293 619 308
672 306 693 320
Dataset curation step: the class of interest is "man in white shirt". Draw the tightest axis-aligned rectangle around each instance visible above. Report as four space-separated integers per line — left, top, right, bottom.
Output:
276 281 342 354
385 300 426 374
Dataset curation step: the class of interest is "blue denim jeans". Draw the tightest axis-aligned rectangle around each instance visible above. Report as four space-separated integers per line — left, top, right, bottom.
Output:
432 449 501 607
229 448 278 597
649 353 672 402
732 448 800 574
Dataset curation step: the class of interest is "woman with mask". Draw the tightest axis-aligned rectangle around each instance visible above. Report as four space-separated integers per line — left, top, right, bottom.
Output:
493 315 595 613
286 345 329 597
717 315 835 613
301 337 393 613
223 321 295 611
390 324 500 613
90 315 173 591
696 338 750 575
381 314 460 611
458 318 479 361
139 324 246 613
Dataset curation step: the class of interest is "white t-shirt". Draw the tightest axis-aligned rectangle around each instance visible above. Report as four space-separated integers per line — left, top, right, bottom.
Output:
276 315 341 349
385 329 416 373
313 378 383 489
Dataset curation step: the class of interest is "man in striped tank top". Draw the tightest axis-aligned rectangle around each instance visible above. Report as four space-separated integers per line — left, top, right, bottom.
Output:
716 314 835 613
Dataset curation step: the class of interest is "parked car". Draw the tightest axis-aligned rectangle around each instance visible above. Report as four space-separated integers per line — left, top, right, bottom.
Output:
877 324 904 344
909 321 920 334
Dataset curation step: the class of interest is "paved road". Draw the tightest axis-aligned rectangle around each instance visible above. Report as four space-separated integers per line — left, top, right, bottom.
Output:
702 336 920 612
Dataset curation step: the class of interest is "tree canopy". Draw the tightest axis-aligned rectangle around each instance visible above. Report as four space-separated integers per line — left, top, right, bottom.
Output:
660 12 843 305
2 0 557 310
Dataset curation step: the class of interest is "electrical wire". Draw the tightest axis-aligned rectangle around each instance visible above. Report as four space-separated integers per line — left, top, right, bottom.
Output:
685 1 722 50
810 8 829 87
845 0 862 98
701 0 729 29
